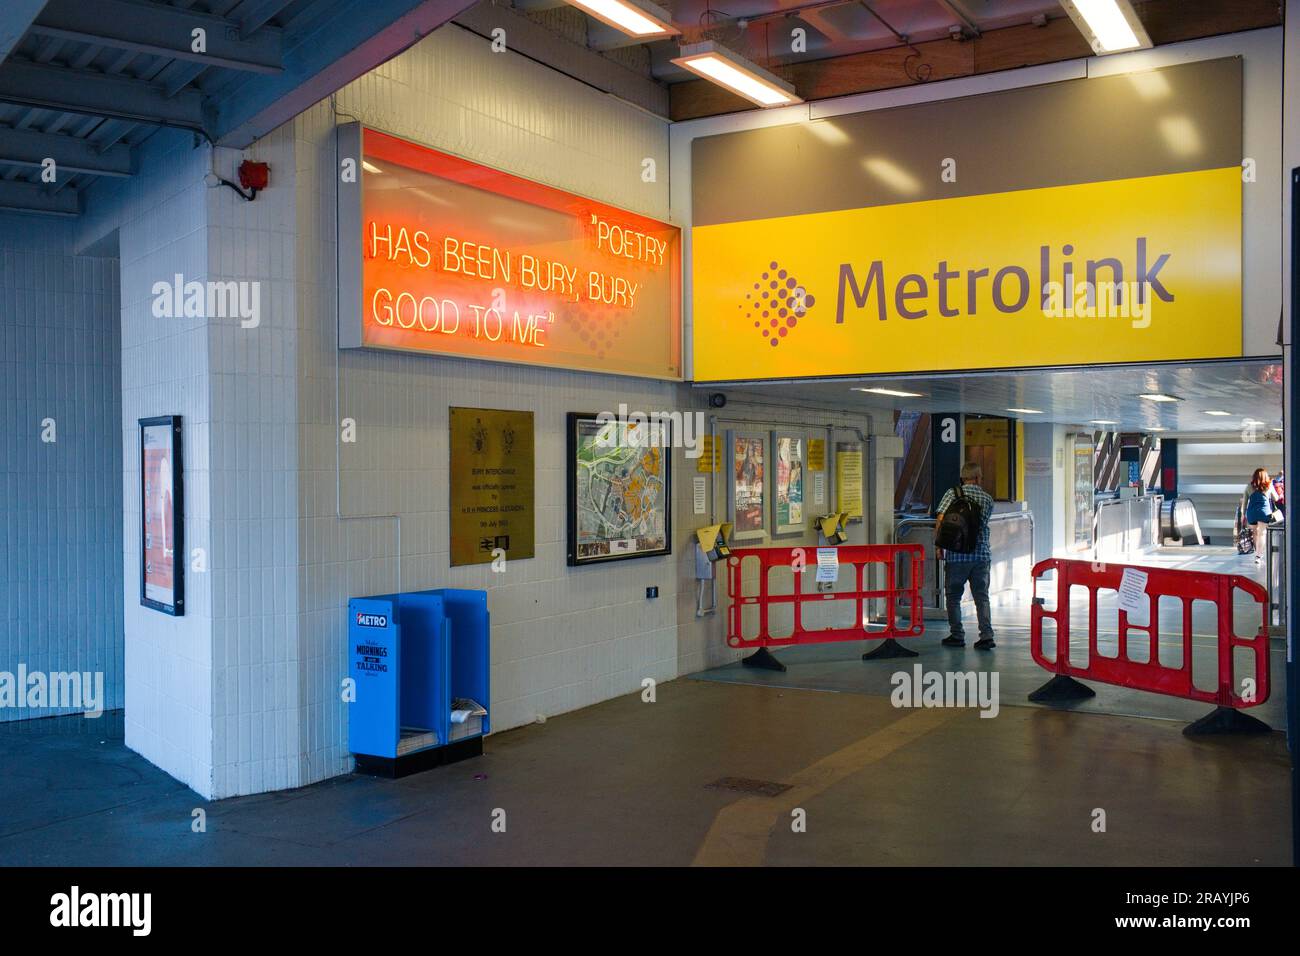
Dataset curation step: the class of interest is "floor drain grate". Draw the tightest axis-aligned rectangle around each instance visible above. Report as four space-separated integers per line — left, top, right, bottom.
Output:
705 776 792 797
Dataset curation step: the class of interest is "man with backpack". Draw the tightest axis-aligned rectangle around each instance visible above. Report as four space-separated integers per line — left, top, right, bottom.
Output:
934 461 996 649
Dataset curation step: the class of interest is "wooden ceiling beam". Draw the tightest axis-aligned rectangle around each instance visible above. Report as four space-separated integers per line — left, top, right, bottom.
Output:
669 0 1281 122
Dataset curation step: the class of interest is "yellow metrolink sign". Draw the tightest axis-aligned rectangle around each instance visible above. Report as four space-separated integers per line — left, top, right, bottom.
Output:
691 168 1241 381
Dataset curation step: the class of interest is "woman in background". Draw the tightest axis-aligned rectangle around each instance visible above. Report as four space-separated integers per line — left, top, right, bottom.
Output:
1244 468 1281 565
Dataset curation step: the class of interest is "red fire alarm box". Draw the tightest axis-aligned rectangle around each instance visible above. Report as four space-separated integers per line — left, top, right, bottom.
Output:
238 161 269 191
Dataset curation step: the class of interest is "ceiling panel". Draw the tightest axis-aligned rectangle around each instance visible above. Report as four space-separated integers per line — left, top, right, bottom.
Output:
703 359 1285 433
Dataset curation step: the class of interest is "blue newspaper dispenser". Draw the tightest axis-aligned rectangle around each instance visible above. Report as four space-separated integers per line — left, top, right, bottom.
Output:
348 588 489 777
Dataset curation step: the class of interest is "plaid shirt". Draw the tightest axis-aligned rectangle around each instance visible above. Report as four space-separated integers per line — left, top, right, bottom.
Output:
935 483 994 562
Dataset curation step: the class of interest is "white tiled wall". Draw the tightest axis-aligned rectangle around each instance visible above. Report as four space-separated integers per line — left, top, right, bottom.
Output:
205 124 305 797
63 22 896 798
0 213 122 721
78 128 217 793
287 25 679 788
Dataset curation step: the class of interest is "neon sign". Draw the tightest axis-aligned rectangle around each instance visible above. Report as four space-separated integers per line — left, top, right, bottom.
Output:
339 125 681 379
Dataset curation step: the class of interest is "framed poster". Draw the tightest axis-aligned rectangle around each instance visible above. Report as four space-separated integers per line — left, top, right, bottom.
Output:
139 416 184 616
567 412 672 566
450 407 536 567
772 431 805 535
728 431 767 541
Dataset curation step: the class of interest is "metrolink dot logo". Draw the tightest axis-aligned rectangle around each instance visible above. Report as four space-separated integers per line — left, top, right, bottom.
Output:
739 261 816 347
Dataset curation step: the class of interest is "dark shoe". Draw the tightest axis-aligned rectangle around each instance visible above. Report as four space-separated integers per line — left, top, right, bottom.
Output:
941 636 966 647
974 637 996 650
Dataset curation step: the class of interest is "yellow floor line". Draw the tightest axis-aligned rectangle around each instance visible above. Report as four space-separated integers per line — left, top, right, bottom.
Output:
691 707 960 867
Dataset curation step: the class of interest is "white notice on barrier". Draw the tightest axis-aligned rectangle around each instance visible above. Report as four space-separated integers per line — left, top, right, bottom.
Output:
816 547 839 584
1117 567 1150 625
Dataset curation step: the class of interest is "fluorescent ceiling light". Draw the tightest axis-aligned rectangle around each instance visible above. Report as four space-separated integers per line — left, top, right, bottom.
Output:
1204 409 1232 416
563 0 678 38
1007 408 1043 414
1147 426 1167 432
853 387 924 398
1138 393 1181 402
671 41 801 108
1089 420 1119 425
1059 0 1151 55
362 161 382 174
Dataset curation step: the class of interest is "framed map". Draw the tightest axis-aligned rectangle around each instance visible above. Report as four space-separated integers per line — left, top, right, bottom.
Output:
567 412 672 566
772 432 805 535
728 431 767 542
139 415 184 616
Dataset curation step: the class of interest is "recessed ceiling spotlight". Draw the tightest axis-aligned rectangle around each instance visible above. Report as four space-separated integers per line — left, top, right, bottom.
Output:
1138 393 1182 402
853 387 924 398
1007 408 1043 414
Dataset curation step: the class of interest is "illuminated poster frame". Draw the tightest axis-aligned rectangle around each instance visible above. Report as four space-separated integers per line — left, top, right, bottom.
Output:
771 430 805 535
139 415 184 616
728 430 767 542
337 123 682 381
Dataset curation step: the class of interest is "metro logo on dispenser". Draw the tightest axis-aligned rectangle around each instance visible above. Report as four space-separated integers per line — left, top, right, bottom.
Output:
691 167 1241 381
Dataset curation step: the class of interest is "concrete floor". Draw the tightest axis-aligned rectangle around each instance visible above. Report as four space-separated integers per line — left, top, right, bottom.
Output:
1 546 1289 867
0 674 1290 866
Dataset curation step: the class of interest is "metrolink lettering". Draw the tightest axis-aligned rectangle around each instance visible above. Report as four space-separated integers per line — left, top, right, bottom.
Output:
834 240 1173 323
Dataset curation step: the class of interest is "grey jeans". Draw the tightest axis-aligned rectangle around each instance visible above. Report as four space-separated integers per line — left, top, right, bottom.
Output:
945 559 994 639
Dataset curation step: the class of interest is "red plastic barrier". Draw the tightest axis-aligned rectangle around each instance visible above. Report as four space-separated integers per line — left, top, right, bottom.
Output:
725 545 924 649
1030 558 1270 708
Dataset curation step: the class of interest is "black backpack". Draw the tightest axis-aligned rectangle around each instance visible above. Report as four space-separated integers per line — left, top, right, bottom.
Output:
936 485 982 553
